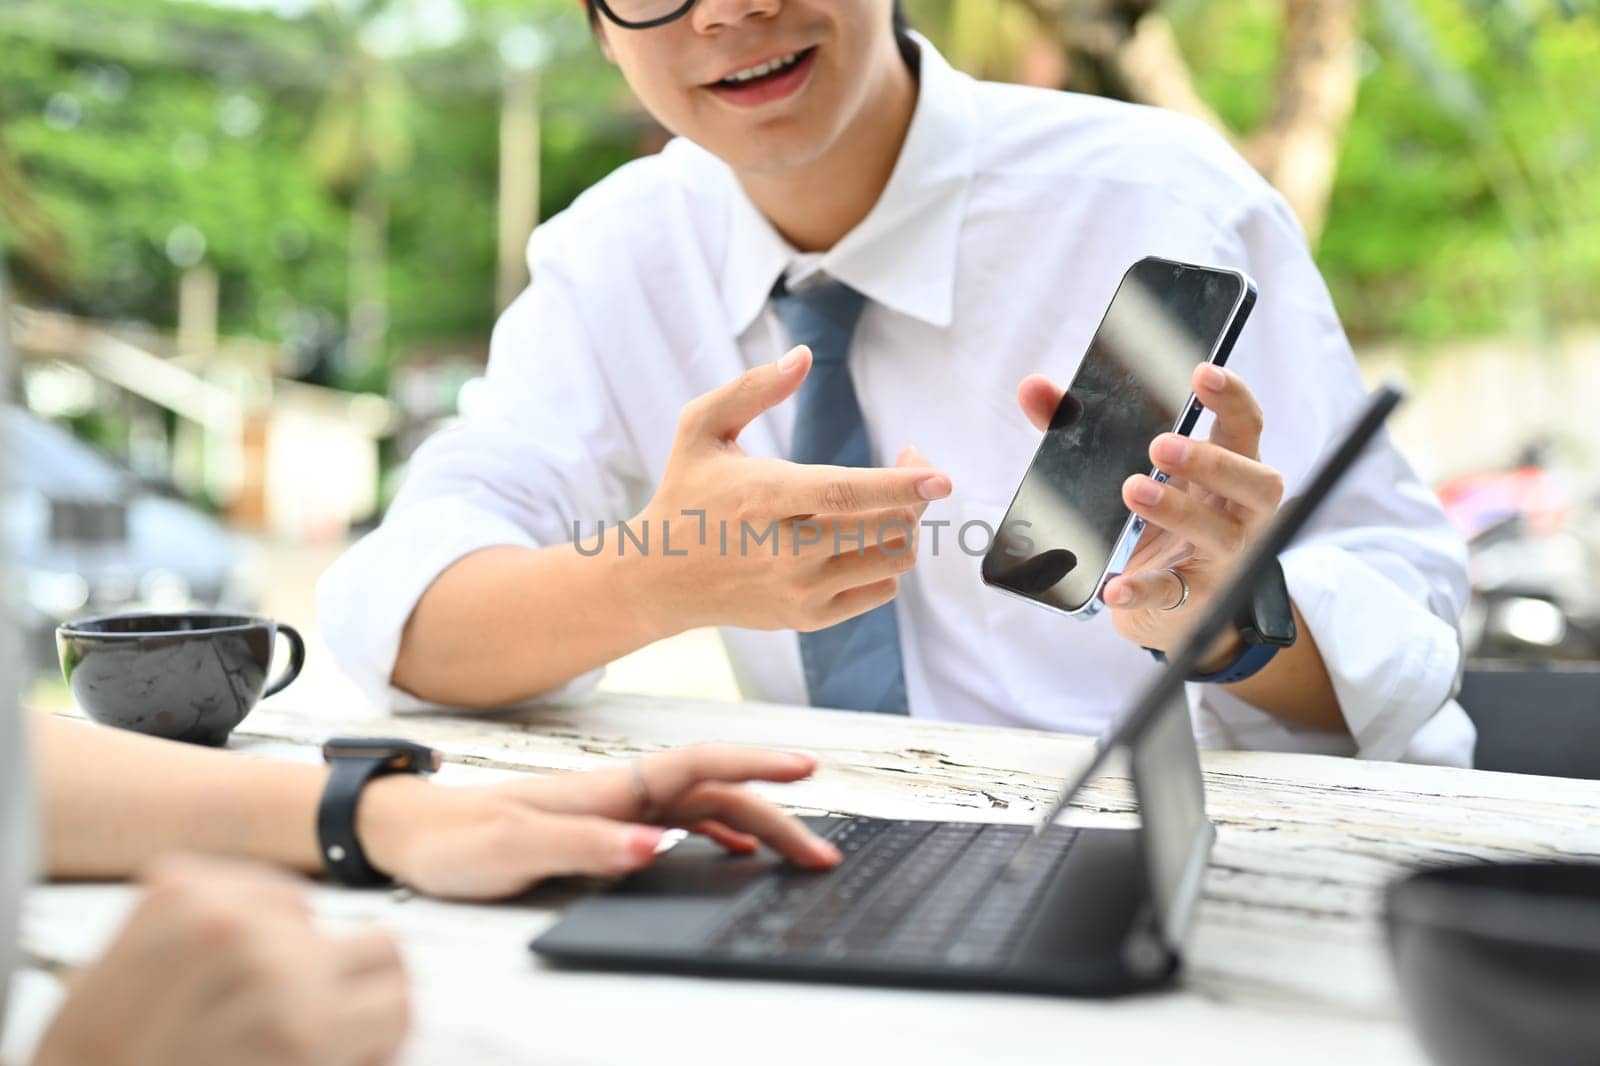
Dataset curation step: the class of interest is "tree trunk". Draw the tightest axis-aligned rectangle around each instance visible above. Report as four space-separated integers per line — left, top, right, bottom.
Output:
1242 0 1362 240
496 67 541 315
1002 0 1362 243
346 180 388 379
0 101 70 289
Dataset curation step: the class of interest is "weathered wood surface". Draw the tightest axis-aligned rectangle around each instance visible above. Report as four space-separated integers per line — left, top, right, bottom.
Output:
14 694 1600 1065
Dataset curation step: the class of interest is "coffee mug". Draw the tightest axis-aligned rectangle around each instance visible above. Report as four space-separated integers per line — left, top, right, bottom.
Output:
56 611 306 746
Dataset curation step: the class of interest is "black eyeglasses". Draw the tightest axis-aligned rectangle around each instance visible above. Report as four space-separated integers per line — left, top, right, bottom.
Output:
592 0 697 30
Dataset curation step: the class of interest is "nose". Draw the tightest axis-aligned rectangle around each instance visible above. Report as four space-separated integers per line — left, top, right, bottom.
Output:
690 0 781 34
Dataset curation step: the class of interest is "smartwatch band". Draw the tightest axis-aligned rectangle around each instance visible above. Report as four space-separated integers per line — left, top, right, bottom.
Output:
317 740 440 887
317 757 397 887
1176 641 1283 685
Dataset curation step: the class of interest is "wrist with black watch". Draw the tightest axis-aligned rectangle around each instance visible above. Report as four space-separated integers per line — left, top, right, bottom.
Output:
1148 556 1298 683
317 738 441 887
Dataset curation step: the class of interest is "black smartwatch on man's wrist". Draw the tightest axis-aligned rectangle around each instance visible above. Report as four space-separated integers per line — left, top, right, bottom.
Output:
1150 556 1298 684
317 738 441 887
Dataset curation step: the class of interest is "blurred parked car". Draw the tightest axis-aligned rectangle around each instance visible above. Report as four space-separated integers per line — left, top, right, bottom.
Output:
1 406 260 678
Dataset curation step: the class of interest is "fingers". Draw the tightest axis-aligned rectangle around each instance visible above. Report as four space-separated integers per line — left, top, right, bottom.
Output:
500 811 667 885
680 347 813 443
325 933 409 1063
326 970 410 1066
638 746 820 800
1016 374 1064 433
669 784 841 869
334 930 406 980
788 508 918 561
780 462 951 516
1103 568 1187 612
896 444 931 469
1124 474 1248 556
1150 434 1285 515
1193 364 1266 458
819 576 899 627
690 820 761 855
894 447 936 529
820 539 916 596
502 746 819 824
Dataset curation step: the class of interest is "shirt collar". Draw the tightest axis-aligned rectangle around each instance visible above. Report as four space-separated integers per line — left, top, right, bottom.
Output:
719 35 978 335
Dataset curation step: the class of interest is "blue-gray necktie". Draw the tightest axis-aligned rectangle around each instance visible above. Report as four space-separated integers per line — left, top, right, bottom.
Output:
772 277 909 716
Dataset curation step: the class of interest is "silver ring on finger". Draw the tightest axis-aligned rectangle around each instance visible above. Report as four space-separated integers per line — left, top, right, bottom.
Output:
629 760 660 823
1159 567 1190 612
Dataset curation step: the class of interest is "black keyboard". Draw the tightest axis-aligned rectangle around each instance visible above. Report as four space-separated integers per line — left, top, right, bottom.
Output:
705 818 1079 969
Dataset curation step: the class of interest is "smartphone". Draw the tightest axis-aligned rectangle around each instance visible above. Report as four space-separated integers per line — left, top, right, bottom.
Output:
981 256 1257 618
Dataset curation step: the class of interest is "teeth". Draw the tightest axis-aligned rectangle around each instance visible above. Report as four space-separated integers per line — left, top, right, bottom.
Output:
723 51 802 85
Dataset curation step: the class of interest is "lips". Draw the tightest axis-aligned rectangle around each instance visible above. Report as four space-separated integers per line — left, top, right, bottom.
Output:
704 46 817 108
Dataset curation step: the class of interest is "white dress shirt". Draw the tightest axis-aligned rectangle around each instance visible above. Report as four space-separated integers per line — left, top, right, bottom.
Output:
319 38 1474 766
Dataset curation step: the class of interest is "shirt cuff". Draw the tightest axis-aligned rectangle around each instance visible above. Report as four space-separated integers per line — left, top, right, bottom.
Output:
1279 542 1465 762
315 496 601 712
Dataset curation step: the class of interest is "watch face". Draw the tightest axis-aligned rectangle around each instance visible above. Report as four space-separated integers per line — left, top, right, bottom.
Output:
1247 563 1298 648
322 737 441 771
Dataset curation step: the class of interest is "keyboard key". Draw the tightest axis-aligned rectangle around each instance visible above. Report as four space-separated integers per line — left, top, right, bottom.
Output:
705 819 1080 970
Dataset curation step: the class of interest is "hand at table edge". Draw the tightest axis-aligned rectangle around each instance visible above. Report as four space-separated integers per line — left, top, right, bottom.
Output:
356 744 842 901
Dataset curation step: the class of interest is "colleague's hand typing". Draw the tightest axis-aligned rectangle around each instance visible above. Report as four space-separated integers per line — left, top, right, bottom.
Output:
1018 363 1288 671
355 745 842 900
630 346 951 635
32 856 410 1066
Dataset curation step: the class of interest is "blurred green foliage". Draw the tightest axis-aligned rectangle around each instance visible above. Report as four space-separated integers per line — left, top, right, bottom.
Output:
1168 0 1599 344
1 0 1596 378
0 0 638 386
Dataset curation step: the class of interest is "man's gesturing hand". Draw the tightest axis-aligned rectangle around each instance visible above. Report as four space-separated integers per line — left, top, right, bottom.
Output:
34 857 409 1066
631 346 952 635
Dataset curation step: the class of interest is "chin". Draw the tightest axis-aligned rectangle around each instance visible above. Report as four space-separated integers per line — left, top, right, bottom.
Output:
695 110 845 175
713 135 830 174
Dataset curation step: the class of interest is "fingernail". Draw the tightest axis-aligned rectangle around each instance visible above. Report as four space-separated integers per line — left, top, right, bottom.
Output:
1201 365 1226 390
1153 435 1189 465
778 347 805 372
1130 477 1162 506
625 826 666 863
814 841 843 865
1107 583 1134 606
916 474 951 500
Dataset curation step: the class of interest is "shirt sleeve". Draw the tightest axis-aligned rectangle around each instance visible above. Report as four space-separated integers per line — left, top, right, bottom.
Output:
316 226 653 711
1191 189 1475 764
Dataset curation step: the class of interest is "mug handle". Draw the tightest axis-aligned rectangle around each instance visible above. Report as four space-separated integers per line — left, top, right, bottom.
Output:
263 623 307 699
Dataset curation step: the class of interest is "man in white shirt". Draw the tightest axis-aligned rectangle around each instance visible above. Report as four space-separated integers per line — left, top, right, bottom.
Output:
318 0 1473 764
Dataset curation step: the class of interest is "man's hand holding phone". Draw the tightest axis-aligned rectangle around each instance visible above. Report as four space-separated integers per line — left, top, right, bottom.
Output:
1016 363 1286 670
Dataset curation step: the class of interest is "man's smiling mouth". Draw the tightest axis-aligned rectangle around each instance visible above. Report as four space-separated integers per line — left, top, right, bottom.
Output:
710 47 816 89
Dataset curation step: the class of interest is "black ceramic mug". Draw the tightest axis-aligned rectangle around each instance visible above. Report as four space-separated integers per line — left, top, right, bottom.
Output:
56 612 306 746
1386 861 1600 1066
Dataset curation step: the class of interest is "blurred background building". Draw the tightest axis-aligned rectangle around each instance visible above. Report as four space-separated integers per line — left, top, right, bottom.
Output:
2 0 1597 704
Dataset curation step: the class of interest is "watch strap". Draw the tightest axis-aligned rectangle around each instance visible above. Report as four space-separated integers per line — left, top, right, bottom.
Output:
1181 640 1283 685
317 757 398 887
1145 556 1295 684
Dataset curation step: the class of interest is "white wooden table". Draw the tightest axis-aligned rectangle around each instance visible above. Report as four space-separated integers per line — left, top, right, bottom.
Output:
11 694 1600 1065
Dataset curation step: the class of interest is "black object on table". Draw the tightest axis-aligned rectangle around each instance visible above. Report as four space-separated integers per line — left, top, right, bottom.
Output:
1387 861 1600 1066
